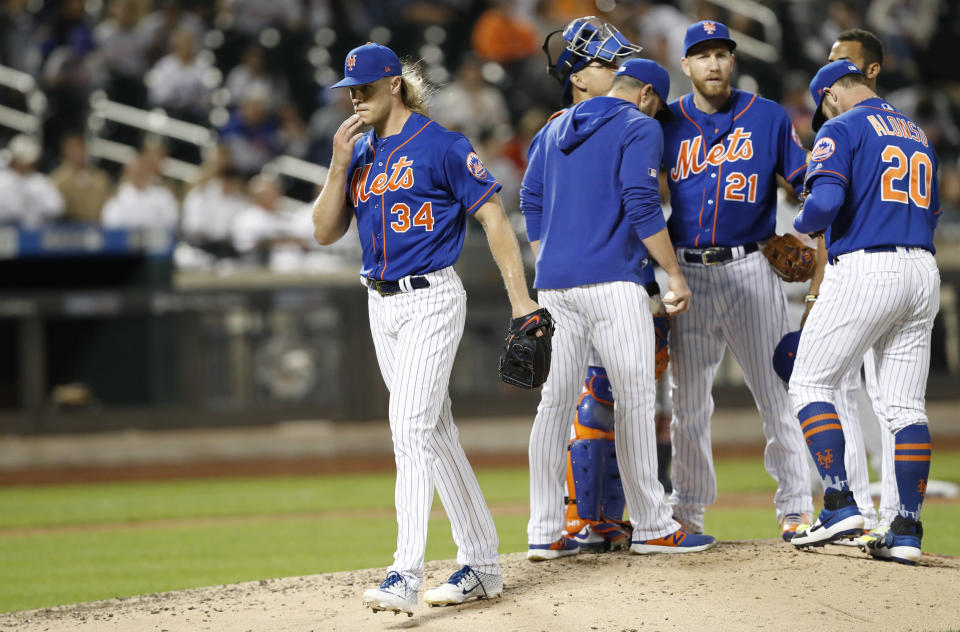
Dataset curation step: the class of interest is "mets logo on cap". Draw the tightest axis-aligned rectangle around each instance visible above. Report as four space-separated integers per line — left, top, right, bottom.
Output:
703 21 717 34
466 152 488 179
346 54 357 71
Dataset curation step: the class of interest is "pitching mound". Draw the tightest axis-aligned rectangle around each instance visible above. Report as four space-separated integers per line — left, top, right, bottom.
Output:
2 539 957 632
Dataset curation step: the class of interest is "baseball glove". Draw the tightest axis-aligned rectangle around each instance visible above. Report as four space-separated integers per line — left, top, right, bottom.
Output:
498 308 555 389
653 313 670 382
762 234 816 283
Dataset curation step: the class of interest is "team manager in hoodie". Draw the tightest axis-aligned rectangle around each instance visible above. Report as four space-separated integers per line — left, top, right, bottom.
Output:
520 59 718 556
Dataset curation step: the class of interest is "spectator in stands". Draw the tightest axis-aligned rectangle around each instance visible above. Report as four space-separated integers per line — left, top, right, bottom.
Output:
231 173 304 257
0 134 65 228
139 136 169 180
780 72 816 148
138 0 207 65
219 86 280 174
101 155 179 230
276 102 308 159
181 165 247 254
223 0 305 39
430 54 510 142
471 0 538 64
307 87 354 165
94 0 150 107
146 26 214 123
0 0 40 73
50 133 113 224
225 44 289 111
38 0 105 146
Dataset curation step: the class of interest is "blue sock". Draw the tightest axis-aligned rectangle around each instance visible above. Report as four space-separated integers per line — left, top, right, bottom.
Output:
894 424 931 521
798 402 847 493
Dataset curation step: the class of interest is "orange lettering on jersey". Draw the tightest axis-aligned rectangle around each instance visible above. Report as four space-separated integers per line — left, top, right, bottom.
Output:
350 164 373 206
368 172 389 196
873 115 893 136
867 115 886 137
350 156 417 207
670 127 755 181
906 121 929 147
887 116 908 139
388 156 415 189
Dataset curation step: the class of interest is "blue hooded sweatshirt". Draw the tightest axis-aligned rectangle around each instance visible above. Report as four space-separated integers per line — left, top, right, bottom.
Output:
520 96 666 290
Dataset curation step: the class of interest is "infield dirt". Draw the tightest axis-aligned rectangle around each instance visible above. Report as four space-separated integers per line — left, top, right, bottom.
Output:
2 538 957 632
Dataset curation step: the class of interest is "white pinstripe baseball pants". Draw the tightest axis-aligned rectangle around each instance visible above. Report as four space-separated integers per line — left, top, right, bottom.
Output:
790 248 939 439
863 348 901 526
784 279 878 527
368 266 499 589
669 251 813 531
529 281 678 544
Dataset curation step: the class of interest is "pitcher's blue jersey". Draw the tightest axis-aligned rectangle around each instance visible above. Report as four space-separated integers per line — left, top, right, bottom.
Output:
346 112 501 281
804 97 940 256
662 89 808 248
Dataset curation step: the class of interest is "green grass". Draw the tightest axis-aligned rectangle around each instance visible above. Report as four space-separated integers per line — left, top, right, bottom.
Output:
1 452 958 614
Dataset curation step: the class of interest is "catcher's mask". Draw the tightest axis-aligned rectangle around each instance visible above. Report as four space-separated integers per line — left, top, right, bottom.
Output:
542 16 642 103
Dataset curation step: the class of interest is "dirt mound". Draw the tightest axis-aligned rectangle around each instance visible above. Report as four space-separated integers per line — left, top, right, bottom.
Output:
2 539 957 632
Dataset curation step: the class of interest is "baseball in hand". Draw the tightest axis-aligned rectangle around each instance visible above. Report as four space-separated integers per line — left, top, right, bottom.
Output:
663 291 681 314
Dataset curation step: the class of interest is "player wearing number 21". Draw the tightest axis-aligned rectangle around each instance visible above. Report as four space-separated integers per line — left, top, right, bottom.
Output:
788 61 940 563
659 21 814 538
313 43 540 614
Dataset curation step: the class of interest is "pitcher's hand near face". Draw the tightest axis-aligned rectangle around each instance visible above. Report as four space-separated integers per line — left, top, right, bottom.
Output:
331 114 365 170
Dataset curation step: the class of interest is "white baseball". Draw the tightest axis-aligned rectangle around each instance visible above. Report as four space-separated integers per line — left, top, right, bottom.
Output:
663 290 681 314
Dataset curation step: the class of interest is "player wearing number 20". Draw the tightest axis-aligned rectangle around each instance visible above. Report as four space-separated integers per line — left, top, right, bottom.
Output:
789 61 940 564
659 21 813 538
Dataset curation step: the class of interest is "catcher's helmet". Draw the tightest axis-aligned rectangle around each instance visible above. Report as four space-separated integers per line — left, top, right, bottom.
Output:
542 16 642 103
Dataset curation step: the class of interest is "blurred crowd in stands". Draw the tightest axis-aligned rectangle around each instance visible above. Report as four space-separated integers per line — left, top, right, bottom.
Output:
0 0 958 274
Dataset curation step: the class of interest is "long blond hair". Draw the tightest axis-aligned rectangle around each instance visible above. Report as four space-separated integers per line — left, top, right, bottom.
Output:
399 59 433 116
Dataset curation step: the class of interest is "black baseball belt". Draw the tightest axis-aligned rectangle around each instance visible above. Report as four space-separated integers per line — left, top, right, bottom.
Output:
679 242 759 265
363 276 430 296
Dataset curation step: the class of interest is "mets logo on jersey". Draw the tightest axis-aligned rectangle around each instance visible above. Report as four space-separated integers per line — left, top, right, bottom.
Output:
811 137 836 162
346 54 357 71
670 126 754 181
350 155 416 207
703 21 717 34
466 152 488 179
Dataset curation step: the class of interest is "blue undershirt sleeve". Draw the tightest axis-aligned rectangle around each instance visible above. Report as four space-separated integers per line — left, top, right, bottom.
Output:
794 180 846 234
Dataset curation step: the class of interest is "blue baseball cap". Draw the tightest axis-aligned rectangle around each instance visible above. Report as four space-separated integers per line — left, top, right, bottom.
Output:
683 20 737 57
772 330 802 384
331 43 402 89
810 60 864 131
615 58 674 120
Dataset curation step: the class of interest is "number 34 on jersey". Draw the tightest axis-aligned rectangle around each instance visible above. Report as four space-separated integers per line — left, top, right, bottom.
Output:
350 155 435 233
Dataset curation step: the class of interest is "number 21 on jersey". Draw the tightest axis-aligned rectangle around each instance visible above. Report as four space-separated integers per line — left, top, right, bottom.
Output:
881 145 932 208
390 201 435 232
724 172 758 202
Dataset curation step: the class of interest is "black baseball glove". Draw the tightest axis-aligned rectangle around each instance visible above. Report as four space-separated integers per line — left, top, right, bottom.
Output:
498 308 555 389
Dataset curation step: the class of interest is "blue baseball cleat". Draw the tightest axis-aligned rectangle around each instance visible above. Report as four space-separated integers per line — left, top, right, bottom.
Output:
792 490 864 548
858 516 923 565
